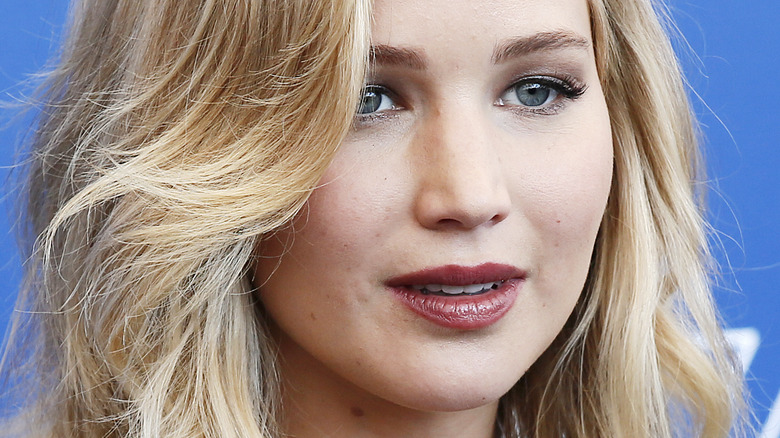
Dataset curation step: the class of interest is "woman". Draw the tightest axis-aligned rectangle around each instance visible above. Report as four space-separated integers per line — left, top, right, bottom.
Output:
1 0 747 436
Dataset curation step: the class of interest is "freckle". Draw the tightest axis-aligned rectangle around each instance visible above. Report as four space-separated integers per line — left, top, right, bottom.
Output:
350 406 365 417
310 312 316 321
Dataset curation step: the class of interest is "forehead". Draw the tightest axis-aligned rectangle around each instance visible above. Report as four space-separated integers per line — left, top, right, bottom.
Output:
371 0 593 48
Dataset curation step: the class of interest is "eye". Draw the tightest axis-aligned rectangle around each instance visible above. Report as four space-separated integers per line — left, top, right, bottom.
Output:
357 85 398 115
505 82 557 107
498 75 586 109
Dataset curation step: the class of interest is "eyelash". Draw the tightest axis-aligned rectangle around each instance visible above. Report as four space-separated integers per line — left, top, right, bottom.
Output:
353 73 588 123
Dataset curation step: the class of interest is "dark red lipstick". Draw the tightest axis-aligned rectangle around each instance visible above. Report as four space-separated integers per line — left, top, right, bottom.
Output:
385 263 525 330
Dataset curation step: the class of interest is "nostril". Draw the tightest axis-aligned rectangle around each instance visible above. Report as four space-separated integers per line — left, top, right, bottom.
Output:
434 218 465 229
417 197 510 231
489 211 508 225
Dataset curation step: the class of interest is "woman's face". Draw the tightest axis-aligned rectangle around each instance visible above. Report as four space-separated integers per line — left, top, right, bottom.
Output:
255 0 612 420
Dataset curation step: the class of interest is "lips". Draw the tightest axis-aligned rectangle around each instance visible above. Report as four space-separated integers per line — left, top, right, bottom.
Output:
385 263 525 330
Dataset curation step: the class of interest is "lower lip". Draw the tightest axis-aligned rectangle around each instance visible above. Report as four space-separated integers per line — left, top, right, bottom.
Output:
389 280 522 330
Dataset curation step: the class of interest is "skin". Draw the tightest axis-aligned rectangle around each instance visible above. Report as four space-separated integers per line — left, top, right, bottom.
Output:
253 0 613 436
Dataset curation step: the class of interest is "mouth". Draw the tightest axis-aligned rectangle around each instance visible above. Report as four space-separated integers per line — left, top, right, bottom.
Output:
385 263 525 330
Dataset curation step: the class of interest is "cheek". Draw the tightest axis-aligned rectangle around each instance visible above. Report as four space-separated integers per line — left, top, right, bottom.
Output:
263 167 365 253
517 118 613 279
541 156 611 242
253 166 396 300
293 179 392 264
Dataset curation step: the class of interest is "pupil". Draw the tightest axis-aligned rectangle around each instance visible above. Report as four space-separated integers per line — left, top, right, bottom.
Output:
516 84 550 107
359 89 382 114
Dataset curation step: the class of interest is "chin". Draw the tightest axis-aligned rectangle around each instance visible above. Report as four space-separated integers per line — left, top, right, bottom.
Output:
410 393 505 413
380 368 521 413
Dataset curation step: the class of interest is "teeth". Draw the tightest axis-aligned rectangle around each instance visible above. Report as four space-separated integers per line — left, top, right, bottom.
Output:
441 285 463 294
411 281 503 295
463 283 484 293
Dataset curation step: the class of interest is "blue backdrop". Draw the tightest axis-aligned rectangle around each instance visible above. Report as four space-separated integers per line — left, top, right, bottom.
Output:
1 1 778 435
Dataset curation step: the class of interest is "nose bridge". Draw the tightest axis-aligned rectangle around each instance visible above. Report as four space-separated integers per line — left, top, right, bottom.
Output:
413 104 512 230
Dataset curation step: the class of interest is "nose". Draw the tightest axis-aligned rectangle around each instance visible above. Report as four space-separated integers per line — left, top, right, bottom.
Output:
413 110 512 231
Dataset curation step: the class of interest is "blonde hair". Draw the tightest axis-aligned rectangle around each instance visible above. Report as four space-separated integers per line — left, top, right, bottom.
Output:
1 0 745 437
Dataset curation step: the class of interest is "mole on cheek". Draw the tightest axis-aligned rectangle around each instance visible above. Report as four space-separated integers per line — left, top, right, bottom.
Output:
350 406 365 417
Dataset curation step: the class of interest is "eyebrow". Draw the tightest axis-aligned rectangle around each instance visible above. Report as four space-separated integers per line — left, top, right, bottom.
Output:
368 30 591 71
491 31 591 64
369 45 428 70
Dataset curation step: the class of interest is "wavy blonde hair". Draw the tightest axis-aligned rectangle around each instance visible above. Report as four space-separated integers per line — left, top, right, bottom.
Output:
1 0 745 436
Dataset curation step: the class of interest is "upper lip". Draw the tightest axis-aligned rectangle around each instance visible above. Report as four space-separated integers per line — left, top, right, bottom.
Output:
385 263 526 287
